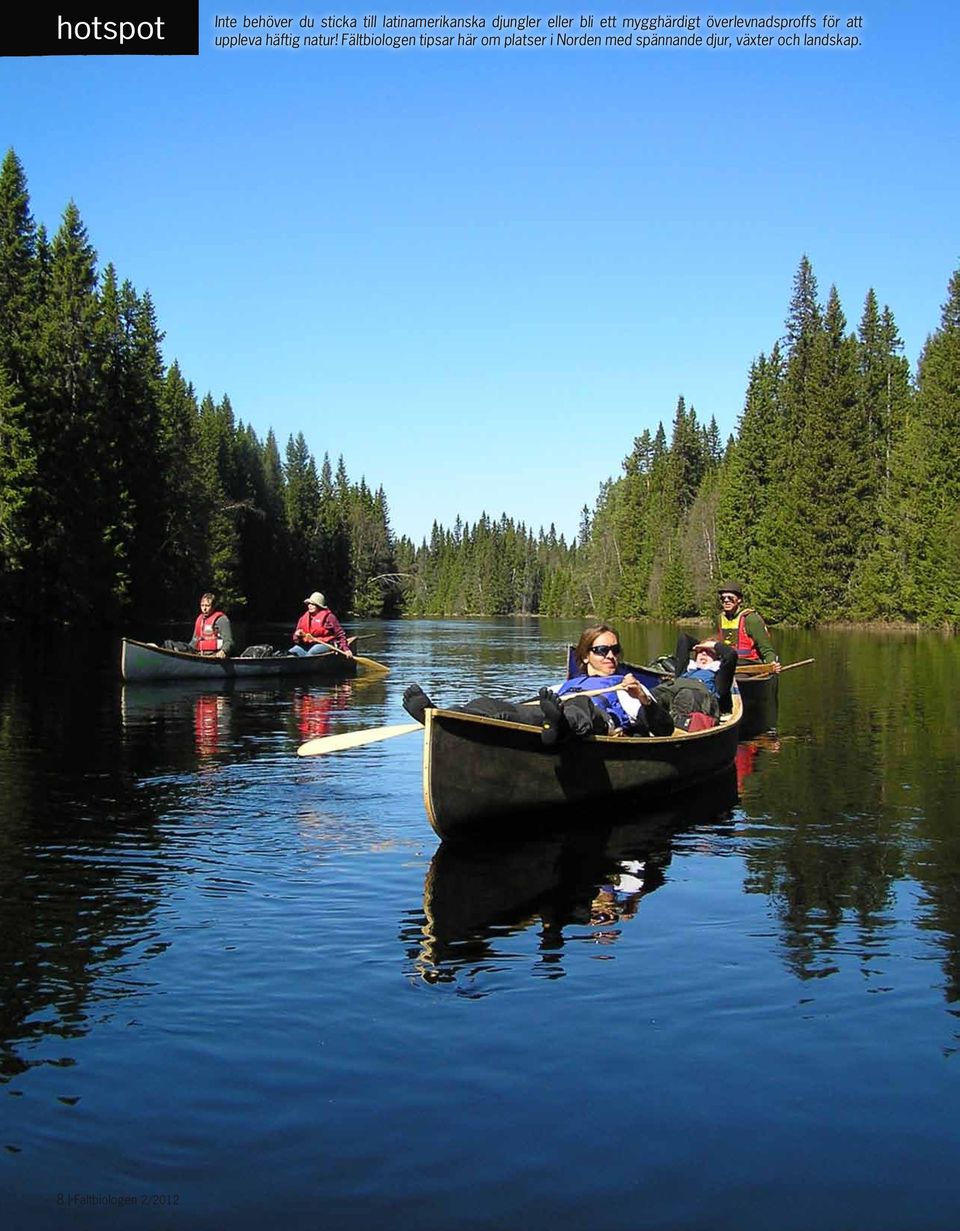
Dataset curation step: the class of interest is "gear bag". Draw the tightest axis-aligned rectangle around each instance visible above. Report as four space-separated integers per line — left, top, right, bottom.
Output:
652 678 720 731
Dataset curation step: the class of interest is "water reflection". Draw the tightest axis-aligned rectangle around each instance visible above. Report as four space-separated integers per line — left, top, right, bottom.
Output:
735 732 782 790
405 770 739 988
120 677 360 764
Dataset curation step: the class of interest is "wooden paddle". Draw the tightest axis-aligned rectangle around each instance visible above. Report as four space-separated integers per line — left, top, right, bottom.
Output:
780 657 815 672
320 641 390 675
736 657 815 677
295 684 629 757
297 722 421 756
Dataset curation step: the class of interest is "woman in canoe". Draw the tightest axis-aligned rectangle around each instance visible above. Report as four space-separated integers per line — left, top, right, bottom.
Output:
553 624 675 739
402 623 674 745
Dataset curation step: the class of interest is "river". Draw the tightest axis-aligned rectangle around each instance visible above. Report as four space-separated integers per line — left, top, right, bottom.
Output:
1 618 958 1229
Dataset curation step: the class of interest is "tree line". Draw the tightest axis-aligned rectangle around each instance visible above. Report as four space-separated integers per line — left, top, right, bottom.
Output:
1 146 957 630
0 149 400 624
399 256 960 630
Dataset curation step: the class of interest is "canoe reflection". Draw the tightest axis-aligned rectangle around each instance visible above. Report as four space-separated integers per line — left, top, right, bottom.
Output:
411 769 738 984
120 678 358 762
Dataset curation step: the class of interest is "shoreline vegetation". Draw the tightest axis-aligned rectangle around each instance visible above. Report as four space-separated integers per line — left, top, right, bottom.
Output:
1 147 958 633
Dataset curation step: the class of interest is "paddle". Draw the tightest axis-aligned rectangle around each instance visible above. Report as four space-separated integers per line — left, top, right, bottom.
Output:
779 657 815 672
735 657 815 677
297 722 422 756
295 684 630 757
320 641 390 675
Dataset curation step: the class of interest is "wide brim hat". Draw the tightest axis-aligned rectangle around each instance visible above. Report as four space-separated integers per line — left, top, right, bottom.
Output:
304 591 325 606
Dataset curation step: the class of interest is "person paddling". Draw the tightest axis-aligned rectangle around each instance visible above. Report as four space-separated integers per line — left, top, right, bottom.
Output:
716 581 780 671
290 591 353 658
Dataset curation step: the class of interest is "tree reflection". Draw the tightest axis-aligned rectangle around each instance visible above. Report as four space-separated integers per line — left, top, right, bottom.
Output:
738 633 960 1002
0 650 167 1081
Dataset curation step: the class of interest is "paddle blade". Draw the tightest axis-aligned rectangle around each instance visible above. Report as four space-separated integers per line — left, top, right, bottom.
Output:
296 722 421 756
354 655 390 675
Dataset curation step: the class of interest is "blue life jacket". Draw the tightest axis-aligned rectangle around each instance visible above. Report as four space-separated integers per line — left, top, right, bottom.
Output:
557 673 632 730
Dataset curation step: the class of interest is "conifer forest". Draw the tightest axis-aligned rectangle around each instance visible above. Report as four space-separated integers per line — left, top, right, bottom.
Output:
1 148 958 630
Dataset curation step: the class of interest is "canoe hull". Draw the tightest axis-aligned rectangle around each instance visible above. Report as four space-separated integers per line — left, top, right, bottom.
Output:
423 693 742 843
736 671 778 735
121 637 358 683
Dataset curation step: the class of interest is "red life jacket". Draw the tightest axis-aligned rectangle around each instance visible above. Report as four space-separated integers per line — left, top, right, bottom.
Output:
300 609 336 642
718 609 763 661
193 610 227 654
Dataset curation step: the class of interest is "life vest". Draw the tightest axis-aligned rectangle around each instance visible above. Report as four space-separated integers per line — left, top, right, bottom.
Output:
558 672 634 730
193 610 226 654
718 608 763 661
298 609 337 642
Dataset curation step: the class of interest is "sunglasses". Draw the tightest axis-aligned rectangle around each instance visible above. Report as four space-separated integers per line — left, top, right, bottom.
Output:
589 643 621 657
719 593 739 600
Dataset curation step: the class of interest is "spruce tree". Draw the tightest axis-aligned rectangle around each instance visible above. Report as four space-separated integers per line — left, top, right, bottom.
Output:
30 201 108 614
0 363 36 609
901 267 960 626
846 293 914 618
0 149 40 393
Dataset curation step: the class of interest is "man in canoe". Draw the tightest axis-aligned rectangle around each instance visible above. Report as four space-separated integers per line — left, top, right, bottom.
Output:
160 591 234 657
289 591 353 658
403 624 674 744
189 591 233 657
716 581 780 671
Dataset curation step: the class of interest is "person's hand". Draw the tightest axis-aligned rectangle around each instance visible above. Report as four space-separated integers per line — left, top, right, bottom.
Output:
343 648 354 658
620 673 653 704
214 650 225 659
772 661 782 673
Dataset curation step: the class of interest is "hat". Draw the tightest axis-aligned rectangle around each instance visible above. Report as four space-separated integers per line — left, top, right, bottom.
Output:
692 641 720 659
717 580 743 598
304 591 325 607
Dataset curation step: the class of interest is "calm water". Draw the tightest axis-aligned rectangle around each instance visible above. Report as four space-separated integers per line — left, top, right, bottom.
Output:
2 619 959 1229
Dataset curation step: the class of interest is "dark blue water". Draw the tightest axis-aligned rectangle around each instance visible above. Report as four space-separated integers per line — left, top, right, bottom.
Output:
2 620 958 1229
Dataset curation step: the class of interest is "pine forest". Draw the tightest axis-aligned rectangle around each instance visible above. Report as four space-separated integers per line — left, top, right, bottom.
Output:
1 149 958 631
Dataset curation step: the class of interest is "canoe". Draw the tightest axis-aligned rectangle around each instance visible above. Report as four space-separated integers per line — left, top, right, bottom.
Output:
730 661 779 736
422 689 742 843
121 636 361 682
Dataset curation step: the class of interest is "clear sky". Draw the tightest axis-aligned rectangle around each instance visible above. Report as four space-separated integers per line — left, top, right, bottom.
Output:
3 2 957 543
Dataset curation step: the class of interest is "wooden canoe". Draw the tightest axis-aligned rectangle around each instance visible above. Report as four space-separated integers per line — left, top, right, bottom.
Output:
121 636 363 682
422 690 742 843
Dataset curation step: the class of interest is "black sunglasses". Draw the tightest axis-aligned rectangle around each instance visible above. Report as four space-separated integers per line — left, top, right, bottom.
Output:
719 593 739 600
590 643 621 657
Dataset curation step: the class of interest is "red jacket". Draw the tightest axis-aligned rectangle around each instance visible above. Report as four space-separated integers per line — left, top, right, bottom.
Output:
293 608 348 652
193 610 227 654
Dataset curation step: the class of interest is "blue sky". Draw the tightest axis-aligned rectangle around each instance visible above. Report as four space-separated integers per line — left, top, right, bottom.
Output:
3 2 958 543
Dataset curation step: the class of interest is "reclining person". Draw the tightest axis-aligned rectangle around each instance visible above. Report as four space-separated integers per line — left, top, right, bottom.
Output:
402 623 674 746
652 633 738 729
